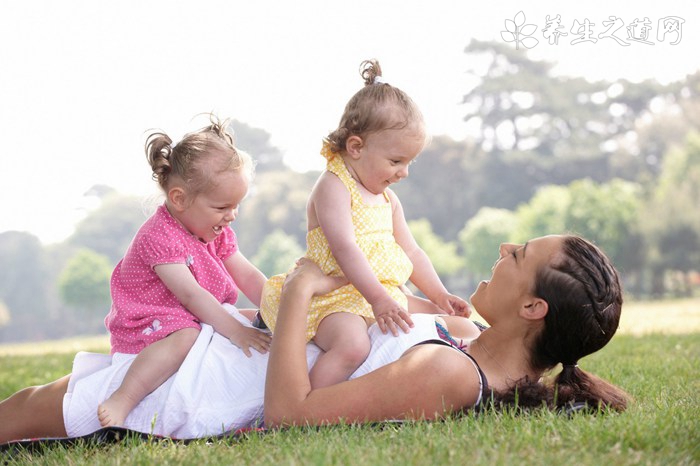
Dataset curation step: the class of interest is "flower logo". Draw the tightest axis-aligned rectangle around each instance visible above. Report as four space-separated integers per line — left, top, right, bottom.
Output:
501 11 539 49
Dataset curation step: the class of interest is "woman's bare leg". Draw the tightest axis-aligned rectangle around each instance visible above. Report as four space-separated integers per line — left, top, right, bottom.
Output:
0 375 70 443
98 327 199 427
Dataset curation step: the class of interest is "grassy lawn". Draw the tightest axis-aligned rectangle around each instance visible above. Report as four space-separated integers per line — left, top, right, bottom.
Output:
1 298 699 465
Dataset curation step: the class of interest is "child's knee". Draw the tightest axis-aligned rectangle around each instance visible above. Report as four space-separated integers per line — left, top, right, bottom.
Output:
336 339 370 367
169 328 199 353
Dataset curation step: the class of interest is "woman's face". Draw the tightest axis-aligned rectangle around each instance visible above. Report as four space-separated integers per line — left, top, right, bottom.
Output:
470 235 564 323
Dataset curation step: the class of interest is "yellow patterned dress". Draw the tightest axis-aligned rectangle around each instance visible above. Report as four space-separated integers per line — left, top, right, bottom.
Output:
259 143 414 341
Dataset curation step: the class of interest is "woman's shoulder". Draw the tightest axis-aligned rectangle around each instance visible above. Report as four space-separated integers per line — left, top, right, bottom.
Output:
399 342 485 412
440 315 483 341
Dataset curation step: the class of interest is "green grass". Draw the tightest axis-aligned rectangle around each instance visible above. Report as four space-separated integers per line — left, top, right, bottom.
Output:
2 301 700 465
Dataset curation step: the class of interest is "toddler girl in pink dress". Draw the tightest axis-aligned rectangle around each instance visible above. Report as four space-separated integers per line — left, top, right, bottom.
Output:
98 116 271 427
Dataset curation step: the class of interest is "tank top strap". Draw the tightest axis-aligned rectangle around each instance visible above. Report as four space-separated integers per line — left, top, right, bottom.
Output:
321 142 363 205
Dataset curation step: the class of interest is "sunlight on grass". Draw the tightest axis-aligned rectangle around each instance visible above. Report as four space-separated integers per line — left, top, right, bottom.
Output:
0 334 110 356
618 297 700 335
468 297 700 337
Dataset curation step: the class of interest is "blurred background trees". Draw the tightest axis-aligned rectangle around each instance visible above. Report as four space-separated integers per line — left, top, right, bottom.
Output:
1 40 698 341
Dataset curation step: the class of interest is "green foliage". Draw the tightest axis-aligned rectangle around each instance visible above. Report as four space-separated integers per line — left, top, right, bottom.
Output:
68 194 146 264
229 120 285 172
641 132 700 295
408 219 463 277
0 232 51 341
511 179 642 272
563 178 642 269
512 185 570 242
252 230 304 277
392 137 483 240
237 170 317 257
459 208 517 278
58 249 112 311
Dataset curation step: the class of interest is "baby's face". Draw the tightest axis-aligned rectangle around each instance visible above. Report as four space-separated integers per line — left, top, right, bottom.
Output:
351 126 425 195
179 170 249 243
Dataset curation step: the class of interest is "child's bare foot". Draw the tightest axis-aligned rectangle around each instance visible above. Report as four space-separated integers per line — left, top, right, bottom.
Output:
97 397 129 427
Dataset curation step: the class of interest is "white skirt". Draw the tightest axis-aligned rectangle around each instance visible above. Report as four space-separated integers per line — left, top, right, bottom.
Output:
63 309 442 438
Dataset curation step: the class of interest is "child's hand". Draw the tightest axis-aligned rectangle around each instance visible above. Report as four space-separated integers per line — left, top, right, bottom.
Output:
229 325 272 357
434 293 472 318
371 297 414 336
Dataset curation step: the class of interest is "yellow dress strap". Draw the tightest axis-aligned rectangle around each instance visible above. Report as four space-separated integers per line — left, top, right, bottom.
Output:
321 142 363 205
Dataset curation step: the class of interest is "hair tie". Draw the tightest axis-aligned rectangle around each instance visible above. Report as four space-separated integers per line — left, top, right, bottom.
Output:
562 363 578 369
373 75 386 85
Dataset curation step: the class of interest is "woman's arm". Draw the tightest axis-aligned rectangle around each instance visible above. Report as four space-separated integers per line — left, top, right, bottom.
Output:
263 260 481 428
224 250 267 307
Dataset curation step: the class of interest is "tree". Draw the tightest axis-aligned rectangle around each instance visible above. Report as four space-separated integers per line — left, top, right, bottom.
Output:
229 120 286 172
459 208 518 280
462 40 663 167
0 232 50 341
58 248 112 334
563 178 642 270
237 170 317 256
408 219 463 278
511 185 570 242
393 136 496 240
68 193 146 264
252 230 304 278
642 131 700 296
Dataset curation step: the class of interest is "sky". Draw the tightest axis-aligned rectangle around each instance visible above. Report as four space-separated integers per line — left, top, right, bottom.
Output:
1 0 698 244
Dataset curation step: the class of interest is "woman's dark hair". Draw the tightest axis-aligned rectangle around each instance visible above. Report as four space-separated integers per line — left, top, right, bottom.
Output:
495 235 629 412
325 59 426 153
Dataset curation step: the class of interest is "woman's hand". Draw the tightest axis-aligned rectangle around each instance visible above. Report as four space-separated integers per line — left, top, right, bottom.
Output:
282 258 348 298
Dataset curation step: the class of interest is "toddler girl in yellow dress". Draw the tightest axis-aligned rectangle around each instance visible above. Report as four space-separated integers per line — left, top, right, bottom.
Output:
260 59 470 388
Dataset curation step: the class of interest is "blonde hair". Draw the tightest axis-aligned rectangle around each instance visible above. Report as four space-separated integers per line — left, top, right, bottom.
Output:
145 114 254 198
326 59 426 153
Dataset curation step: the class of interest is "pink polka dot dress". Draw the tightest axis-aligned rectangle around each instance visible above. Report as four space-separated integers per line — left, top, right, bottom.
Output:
105 204 239 354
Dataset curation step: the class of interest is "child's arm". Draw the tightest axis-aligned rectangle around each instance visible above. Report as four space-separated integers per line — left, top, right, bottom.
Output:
387 190 471 317
312 173 413 335
224 250 267 308
154 263 271 356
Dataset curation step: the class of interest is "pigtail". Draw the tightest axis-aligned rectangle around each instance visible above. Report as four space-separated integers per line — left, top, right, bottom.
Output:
145 132 175 190
487 365 629 413
553 365 629 412
359 59 383 86
204 113 236 150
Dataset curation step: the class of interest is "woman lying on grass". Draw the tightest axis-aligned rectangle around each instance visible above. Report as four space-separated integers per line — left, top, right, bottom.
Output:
0 235 628 443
